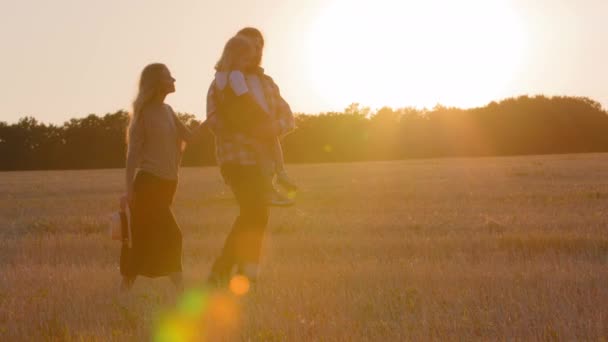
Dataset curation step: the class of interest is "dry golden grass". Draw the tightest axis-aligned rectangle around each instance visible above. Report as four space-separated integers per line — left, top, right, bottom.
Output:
1 154 608 341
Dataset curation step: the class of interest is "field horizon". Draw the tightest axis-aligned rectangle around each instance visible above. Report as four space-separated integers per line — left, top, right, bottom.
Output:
4 150 608 175
2 153 608 340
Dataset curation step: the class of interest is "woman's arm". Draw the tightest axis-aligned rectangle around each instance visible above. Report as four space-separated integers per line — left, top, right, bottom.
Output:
268 77 296 138
187 120 209 142
244 75 295 141
206 81 227 138
167 106 194 143
167 106 210 146
125 117 145 203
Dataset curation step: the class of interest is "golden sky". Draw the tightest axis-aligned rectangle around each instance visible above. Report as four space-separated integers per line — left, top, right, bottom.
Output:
1 0 607 123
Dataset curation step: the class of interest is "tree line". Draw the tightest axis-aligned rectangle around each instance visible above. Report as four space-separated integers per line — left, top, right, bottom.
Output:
1 95 608 171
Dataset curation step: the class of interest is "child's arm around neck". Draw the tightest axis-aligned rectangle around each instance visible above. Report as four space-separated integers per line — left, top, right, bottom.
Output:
215 70 249 96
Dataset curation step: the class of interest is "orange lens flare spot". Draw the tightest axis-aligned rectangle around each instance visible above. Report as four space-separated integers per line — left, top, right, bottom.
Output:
208 292 240 328
229 275 250 296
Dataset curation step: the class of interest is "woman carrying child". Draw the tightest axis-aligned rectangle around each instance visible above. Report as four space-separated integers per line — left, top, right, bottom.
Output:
205 28 296 286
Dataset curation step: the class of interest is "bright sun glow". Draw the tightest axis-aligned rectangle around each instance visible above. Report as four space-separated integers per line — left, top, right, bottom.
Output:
307 0 528 110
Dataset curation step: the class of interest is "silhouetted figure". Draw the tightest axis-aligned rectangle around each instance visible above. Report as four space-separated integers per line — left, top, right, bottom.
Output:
206 28 296 285
121 63 193 292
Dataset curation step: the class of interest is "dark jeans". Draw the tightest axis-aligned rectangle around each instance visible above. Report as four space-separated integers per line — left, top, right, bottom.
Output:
210 164 270 280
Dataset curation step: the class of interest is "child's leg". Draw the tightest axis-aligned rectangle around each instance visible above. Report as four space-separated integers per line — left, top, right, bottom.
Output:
251 140 294 206
271 137 298 191
272 137 285 174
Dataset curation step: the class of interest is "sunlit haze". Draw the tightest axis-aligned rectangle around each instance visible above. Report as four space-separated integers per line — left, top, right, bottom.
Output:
1 0 607 124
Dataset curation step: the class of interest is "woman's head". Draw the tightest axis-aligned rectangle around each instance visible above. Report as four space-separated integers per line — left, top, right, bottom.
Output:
215 35 255 72
127 63 175 142
137 63 175 98
237 27 264 68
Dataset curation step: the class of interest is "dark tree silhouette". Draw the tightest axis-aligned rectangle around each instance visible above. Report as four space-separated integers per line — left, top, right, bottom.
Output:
1 95 607 171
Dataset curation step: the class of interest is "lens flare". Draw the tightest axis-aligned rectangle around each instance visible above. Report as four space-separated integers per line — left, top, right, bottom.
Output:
229 275 250 296
154 288 241 342
178 289 209 318
207 292 240 329
155 315 197 342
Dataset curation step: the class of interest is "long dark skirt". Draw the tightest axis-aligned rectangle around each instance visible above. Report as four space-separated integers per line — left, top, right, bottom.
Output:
120 171 182 278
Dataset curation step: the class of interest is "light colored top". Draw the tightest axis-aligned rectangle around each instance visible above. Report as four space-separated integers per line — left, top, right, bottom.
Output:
126 104 183 180
245 74 270 113
215 71 270 113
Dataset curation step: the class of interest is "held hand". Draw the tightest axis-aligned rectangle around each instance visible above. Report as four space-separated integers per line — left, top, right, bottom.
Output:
189 120 209 141
197 120 210 134
124 190 135 208
120 195 127 212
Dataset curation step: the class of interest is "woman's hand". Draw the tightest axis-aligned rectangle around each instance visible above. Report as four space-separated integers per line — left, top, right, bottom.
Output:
124 189 135 207
120 195 128 211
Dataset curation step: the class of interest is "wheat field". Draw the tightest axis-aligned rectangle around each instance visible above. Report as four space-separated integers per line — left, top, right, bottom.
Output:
1 154 608 341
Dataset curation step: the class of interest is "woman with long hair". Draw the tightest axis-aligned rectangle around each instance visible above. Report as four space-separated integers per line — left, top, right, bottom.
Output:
121 63 193 292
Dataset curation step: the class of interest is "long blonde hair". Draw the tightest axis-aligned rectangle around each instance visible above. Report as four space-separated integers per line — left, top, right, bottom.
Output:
127 63 168 143
215 35 254 72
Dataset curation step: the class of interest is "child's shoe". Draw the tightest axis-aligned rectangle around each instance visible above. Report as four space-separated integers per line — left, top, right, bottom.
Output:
268 188 295 207
276 171 298 192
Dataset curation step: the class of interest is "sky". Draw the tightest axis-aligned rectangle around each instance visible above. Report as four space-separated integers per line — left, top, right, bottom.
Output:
1 0 607 124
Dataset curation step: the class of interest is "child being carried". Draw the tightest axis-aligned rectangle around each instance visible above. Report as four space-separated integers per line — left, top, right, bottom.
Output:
214 35 297 206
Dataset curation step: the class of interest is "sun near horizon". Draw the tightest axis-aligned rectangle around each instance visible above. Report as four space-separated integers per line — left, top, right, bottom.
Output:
308 0 528 110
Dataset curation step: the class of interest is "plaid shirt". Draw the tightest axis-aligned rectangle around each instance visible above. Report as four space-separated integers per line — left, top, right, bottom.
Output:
206 68 295 165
